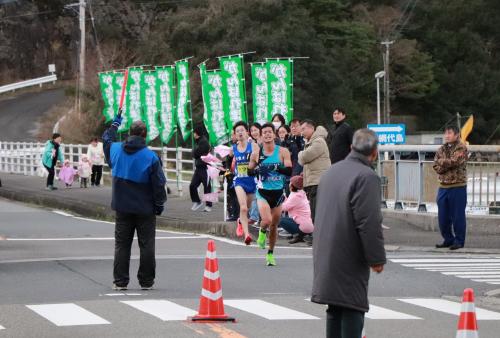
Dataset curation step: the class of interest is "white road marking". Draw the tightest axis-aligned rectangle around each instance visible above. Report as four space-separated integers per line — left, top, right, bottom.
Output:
0 325 4 330
471 279 500 282
103 293 143 297
27 303 110 326
121 300 196 321
441 271 500 275
422 267 500 271
392 259 500 263
398 299 500 320
72 217 114 224
366 305 421 320
52 210 74 217
404 263 500 268
225 299 319 320
454 275 500 279
6 236 206 241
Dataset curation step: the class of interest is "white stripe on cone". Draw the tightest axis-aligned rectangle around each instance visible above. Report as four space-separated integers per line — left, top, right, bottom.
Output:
206 251 217 260
201 289 223 301
456 330 479 338
460 302 476 313
203 270 220 280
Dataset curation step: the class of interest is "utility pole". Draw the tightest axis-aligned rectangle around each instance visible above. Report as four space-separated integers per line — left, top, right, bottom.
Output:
381 40 394 124
78 0 86 117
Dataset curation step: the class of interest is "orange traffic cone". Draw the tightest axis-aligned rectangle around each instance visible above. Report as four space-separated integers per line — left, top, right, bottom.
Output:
456 288 479 338
191 240 235 322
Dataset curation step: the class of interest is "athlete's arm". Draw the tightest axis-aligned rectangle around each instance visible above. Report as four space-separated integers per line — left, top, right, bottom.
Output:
277 147 293 176
248 144 260 170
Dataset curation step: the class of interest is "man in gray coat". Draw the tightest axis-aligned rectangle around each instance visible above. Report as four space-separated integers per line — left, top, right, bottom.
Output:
312 128 386 338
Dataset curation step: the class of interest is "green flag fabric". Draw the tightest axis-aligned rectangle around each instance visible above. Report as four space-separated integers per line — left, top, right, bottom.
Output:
175 60 192 141
126 67 143 127
266 59 293 123
155 66 177 144
98 72 115 122
219 55 247 129
250 63 269 124
200 63 229 146
140 71 161 143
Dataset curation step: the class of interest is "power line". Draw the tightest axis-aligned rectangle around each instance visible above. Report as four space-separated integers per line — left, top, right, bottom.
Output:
0 9 58 21
88 0 108 69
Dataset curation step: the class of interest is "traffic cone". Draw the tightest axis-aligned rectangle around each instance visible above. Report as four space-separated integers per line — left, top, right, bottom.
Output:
456 288 479 338
191 240 235 322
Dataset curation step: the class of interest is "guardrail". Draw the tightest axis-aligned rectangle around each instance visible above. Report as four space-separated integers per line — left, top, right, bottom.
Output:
378 144 500 215
0 74 57 94
0 141 196 195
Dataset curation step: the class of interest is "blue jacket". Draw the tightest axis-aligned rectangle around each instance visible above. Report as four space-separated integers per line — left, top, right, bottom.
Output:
102 126 167 215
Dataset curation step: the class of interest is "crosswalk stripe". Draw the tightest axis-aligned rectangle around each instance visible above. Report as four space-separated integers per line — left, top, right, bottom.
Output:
392 259 500 263
398 299 500 320
403 263 500 268
454 275 500 279
471 279 500 282
366 305 421 320
121 300 196 321
225 299 319 320
26 303 110 326
422 267 500 271
441 271 500 275
0 325 4 330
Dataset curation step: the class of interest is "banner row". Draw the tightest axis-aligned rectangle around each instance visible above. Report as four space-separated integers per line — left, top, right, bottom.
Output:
98 56 294 145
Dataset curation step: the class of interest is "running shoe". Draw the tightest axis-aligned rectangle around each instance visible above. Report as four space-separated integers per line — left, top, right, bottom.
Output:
244 235 252 246
257 230 266 249
266 253 276 266
191 202 203 211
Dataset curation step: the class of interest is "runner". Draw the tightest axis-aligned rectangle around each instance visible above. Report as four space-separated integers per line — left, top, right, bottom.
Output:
249 122 292 266
228 121 258 245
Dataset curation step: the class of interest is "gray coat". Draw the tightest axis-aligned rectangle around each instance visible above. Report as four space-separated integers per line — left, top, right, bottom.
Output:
311 151 386 312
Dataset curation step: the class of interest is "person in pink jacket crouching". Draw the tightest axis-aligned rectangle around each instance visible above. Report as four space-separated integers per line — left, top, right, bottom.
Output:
280 175 314 244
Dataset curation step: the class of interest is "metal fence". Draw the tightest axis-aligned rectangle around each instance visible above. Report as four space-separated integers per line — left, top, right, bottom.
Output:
0 141 195 195
378 145 500 214
0 74 57 94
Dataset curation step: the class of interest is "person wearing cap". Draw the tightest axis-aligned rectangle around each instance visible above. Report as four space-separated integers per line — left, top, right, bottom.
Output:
41 133 64 190
279 175 314 244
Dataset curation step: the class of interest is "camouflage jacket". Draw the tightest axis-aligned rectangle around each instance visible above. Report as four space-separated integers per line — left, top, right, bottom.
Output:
433 142 468 186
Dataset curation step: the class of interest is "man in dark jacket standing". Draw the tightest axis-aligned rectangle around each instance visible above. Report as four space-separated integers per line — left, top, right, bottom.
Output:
289 118 305 176
190 125 212 212
312 128 386 338
103 117 167 291
326 108 354 164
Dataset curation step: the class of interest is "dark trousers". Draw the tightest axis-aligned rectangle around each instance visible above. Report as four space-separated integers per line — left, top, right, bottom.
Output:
114 212 156 287
304 185 318 222
227 186 239 219
437 186 467 246
326 305 365 338
189 167 212 207
279 216 301 235
91 165 103 186
43 164 55 187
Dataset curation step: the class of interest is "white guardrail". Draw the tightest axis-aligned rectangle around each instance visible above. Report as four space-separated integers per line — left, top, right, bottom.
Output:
0 74 57 94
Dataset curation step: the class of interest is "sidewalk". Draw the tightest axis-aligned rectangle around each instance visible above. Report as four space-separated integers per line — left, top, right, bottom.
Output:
1 173 500 251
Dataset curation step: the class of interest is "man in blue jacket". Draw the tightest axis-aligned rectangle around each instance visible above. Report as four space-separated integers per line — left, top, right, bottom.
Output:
103 116 167 290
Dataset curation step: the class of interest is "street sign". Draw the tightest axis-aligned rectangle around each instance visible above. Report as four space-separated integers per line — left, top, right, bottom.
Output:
367 124 406 145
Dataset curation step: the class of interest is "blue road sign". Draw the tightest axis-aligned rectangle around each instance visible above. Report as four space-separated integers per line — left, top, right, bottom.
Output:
367 124 406 145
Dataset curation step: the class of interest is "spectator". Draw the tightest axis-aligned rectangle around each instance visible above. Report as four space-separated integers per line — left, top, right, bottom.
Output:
42 133 64 191
78 155 92 188
298 119 331 222
87 137 105 187
326 108 354 164
103 117 167 291
190 125 212 212
250 123 262 145
277 125 291 145
271 113 286 131
59 160 78 188
279 175 314 244
433 124 468 250
312 128 386 338
288 118 305 176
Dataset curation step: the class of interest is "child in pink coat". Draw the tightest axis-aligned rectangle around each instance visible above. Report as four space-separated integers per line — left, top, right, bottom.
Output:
78 155 92 188
59 160 78 188
280 175 314 244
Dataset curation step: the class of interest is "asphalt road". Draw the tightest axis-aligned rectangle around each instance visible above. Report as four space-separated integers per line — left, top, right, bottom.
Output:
1 198 500 338
0 88 65 141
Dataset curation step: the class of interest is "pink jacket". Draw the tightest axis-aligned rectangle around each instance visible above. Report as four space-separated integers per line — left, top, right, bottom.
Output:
59 165 77 185
282 190 314 234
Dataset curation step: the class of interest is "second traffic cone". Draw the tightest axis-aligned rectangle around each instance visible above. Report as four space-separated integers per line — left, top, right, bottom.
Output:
191 240 235 322
456 288 479 338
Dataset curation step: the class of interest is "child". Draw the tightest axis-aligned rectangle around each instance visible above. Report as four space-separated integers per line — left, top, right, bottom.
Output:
279 175 314 244
58 160 78 188
78 155 92 188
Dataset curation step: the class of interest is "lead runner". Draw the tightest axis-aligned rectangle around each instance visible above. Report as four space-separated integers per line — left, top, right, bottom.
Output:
248 122 292 266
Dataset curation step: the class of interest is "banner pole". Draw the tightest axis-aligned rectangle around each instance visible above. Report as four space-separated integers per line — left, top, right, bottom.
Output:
175 126 181 194
290 58 294 121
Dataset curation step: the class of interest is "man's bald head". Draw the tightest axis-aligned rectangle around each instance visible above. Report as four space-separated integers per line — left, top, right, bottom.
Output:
130 121 147 138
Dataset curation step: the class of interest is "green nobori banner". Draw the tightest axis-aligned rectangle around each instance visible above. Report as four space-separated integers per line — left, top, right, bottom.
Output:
112 71 130 133
98 72 115 122
155 66 177 144
140 70 161 143
250 63 269 124
126 67 144 127
200 63 229 146
219 55 247 129
266 59 293 123
175 60 192 141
